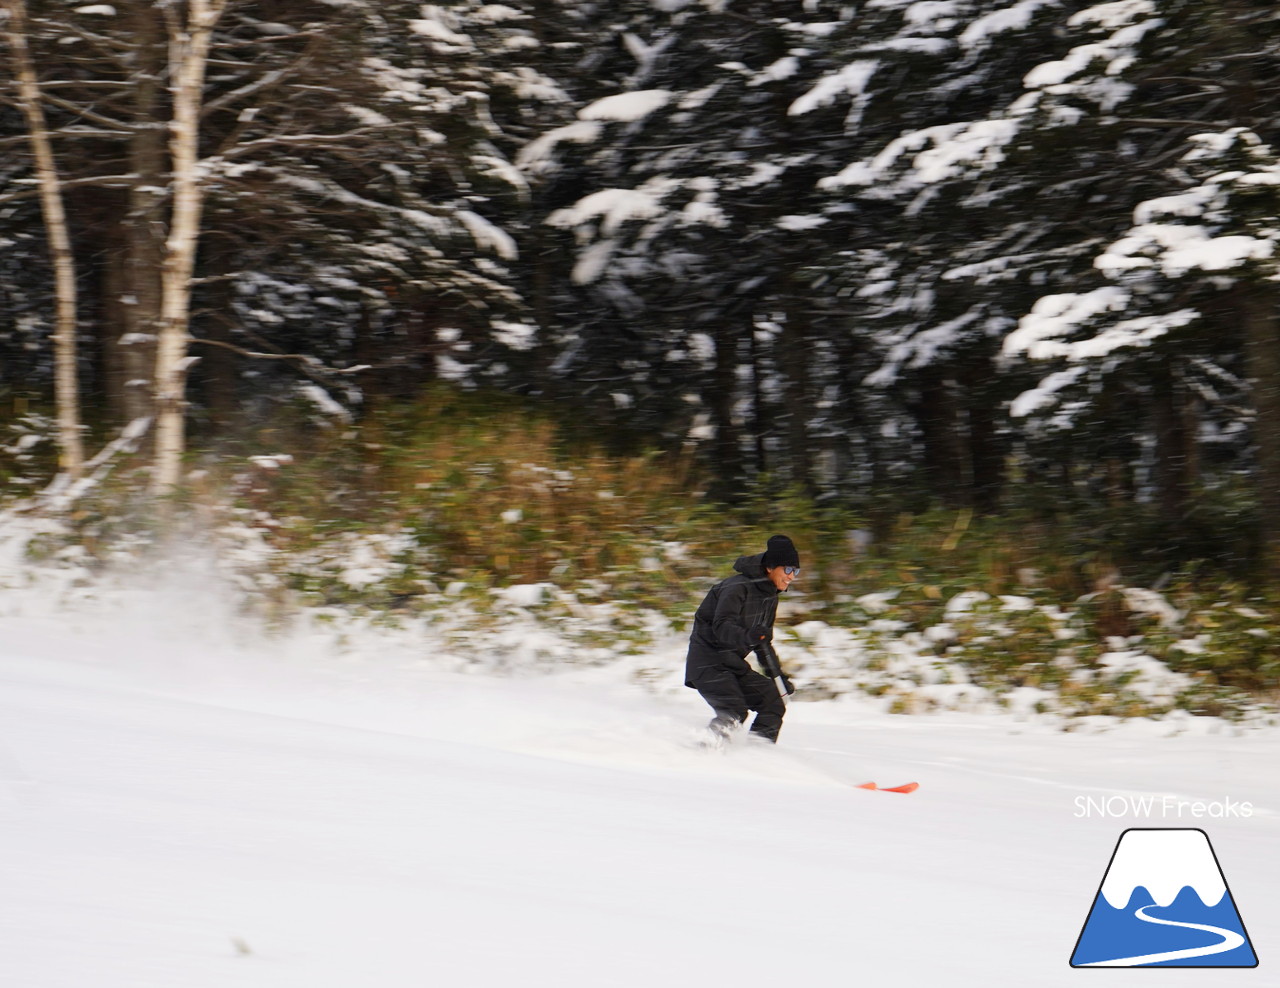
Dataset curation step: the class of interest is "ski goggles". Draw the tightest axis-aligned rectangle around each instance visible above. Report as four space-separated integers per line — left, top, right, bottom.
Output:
782 566 801 576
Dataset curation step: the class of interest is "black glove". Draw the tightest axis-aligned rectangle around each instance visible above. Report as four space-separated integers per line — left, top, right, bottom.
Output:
752 635 783 679
747 625 771 646
747 631 794 694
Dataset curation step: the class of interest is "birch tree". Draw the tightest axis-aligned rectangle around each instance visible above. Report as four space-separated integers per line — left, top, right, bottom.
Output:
4 1 535 493
1 0 83 479
151 0 227 494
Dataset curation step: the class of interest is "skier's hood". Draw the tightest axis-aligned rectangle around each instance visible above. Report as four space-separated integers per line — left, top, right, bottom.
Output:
733 553 776 590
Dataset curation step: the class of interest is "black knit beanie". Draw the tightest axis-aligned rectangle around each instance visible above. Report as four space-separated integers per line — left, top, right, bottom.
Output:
762 534 800 569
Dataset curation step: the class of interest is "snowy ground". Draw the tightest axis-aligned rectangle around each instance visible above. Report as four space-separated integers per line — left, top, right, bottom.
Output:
2 576 1278 987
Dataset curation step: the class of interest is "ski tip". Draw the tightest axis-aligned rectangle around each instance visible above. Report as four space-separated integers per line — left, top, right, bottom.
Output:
880 782 919 793
855 781 878 790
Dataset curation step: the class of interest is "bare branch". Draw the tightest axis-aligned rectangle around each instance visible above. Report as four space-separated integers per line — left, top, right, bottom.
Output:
202 56 307 117
214 124 408 160
190 336 369 375
0 172 141 204
211 28 324 49
1104 117 1232 130
39 88 140 131
1137 76 1227 90
32 80 135 91
0 125 133 145
27 17 137 63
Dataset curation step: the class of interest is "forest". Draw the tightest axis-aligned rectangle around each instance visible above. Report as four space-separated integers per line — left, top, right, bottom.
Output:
2 0 1279 601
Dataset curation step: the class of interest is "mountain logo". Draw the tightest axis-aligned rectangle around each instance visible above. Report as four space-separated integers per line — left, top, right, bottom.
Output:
1070 828 1258 968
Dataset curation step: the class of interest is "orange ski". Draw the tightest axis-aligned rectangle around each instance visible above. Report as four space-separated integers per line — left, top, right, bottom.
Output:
856 781 919 793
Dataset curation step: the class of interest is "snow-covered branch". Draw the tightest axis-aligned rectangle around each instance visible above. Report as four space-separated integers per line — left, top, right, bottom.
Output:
32 417 152 515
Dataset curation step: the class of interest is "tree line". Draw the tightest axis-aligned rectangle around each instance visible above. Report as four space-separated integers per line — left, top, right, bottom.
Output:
2 1 1278 576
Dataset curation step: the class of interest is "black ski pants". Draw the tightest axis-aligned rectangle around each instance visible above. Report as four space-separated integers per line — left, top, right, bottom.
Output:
692 665 785 742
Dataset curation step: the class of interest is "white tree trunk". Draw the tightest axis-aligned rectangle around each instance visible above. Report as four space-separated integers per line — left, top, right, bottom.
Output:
151 0 227 495
3 0 85 480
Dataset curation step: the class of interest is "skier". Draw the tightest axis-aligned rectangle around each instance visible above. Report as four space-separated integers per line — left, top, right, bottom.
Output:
685 534 799 743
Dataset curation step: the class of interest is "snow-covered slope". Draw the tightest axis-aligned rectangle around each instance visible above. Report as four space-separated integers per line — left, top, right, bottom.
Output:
2 590 1278 987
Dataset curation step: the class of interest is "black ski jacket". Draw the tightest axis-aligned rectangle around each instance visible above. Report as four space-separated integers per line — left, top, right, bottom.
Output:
684 553 781 687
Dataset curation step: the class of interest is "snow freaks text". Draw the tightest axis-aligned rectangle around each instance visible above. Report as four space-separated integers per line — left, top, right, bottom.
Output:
1073 796 1254 820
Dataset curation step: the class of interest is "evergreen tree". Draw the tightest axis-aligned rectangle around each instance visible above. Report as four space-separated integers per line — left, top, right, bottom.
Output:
521 1 880 485
994 0 1280 570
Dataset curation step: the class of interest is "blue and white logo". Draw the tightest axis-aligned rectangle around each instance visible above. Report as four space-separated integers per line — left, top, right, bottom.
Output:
1070 828 1258 968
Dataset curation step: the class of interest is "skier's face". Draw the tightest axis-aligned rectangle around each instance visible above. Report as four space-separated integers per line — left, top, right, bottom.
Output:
766 565 798 592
